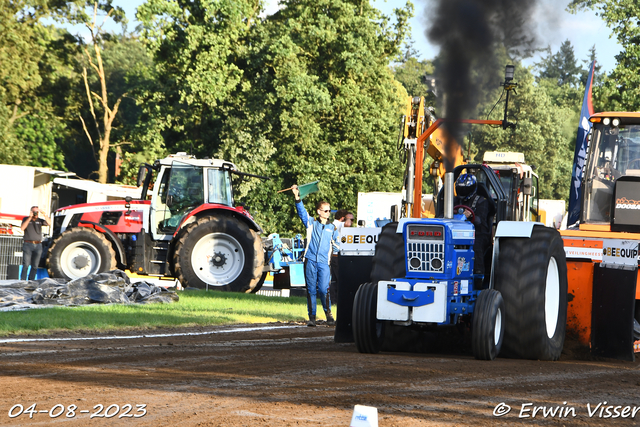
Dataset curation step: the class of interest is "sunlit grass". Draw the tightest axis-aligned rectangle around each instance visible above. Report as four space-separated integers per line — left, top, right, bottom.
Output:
0 290 318 336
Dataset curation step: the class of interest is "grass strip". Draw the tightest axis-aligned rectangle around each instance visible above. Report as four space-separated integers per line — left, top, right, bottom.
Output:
0 290 320 336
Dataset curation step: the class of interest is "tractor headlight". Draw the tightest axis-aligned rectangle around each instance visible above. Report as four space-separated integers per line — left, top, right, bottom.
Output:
603 118 611 125
612 118 620 127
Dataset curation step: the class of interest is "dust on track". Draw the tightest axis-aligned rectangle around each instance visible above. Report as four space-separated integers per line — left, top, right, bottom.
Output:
0 323 639 426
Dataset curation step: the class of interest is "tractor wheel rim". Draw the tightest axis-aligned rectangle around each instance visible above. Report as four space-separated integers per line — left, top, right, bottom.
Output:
191 232 245 286
545 256 560 339
494 307 502 345
60 241 101 279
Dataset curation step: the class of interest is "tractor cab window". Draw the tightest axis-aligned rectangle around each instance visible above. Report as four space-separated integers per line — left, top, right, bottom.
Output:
584 123 640 223
207 169 233 206
472 169 499 203
159 163 204 231
495 170 514 196
156 168 171 203
530 175 539 221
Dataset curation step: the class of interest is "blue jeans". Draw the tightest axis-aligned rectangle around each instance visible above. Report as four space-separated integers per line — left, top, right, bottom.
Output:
305 259 331 317
21 242 43 281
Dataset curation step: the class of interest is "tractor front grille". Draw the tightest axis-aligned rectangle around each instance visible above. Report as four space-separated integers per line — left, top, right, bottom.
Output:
406 241 445 273
405 224 445 274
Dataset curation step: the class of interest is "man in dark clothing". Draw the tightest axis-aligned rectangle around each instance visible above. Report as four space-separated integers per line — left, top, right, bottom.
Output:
20 206 50 280
454 174 491 275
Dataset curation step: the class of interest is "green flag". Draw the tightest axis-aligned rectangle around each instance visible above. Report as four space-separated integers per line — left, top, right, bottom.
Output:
298 180 319 199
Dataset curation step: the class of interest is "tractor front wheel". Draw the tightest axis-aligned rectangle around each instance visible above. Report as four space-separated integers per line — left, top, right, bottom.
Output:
47 227 117 280
352 282 385 354
472 289 505 360
173 216 263 292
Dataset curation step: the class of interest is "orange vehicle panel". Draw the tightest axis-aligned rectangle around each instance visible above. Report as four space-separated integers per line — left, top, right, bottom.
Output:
561 232 640 299
563 232 640 346
566 261 594 345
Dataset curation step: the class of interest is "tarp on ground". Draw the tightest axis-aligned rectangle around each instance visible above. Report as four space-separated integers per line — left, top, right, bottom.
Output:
0 270 179 309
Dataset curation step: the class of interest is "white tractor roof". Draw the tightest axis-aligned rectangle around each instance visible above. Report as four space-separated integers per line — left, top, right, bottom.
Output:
483 151 526 164
157 153 237 169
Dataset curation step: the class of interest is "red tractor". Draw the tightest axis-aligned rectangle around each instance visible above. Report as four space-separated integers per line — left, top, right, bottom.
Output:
46 153 266 292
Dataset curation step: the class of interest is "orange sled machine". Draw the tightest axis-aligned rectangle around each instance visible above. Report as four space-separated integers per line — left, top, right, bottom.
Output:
562 112 640 361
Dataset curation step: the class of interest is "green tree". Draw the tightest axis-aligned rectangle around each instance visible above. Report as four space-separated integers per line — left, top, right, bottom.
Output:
63 1 128 183
137 0 262 156
393 57 435 102
534 45 582 112
472 64 574 200
537 40 582 87
0 0 72 168
219 0 412 234
138 0 413 234
568 0 640 111
579 45 603 87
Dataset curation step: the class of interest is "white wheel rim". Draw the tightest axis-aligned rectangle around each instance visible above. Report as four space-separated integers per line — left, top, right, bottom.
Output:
191 232 245 286
545 257 560 339
60 241 102 279
494 307 502 345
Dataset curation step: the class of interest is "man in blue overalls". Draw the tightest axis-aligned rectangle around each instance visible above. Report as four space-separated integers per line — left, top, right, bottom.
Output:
292 185 340 327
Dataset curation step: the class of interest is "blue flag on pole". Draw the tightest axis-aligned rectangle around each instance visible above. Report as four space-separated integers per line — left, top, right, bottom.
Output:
567 60 595 227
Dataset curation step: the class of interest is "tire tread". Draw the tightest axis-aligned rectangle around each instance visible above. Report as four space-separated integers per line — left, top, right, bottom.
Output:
493 226 568 360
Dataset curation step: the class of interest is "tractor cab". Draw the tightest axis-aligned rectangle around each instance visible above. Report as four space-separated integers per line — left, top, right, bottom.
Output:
138 153 238 241
481 151 540 222
582 114 640 230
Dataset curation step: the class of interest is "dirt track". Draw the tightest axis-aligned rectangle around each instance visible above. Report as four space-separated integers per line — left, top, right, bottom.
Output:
0 323 639 426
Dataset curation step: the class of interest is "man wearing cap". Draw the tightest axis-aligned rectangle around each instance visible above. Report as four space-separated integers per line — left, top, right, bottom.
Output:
20 206 50 281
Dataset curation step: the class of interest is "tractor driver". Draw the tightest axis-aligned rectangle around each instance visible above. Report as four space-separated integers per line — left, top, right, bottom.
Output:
454 174 491 276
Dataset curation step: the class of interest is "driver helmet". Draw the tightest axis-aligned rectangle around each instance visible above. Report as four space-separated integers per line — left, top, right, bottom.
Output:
455 173 477 201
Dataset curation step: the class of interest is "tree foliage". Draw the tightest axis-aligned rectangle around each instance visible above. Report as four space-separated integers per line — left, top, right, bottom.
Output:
393 57 435 103
0 0 73 168
137 0 412 234
4 0 640 233
472 65 575 200
537 40 582 87
568 0 640 110
233 0 412 234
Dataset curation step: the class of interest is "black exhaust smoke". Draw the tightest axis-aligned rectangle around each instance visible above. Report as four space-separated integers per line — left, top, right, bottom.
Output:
426 0 539 171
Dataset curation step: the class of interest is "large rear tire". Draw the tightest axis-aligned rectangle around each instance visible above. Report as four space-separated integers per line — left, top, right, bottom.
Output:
493 226 568 360
353 282 385 353
173 216 263 292
472 289 505 360
370 222 406 283
359 222 406 352
47 227 117 280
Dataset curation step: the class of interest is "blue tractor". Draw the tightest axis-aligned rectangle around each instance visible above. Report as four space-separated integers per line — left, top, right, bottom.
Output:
351 69 567 360
352 165 568 361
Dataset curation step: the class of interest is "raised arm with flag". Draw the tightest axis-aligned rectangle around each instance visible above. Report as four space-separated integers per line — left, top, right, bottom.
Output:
567 60 595 227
